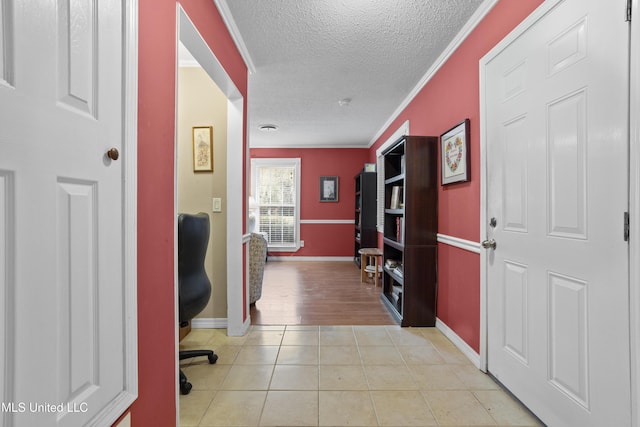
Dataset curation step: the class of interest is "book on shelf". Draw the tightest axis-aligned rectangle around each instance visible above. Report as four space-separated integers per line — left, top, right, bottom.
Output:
390 186 402 209
395 217 404 242
394 265 404 278
385 259 399 269
390 292 400 307
385 260 404 280
390 285 402 309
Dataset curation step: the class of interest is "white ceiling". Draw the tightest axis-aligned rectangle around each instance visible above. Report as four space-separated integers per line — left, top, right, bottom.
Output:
211 0 490 148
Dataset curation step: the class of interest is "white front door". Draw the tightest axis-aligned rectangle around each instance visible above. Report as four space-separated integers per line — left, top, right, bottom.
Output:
0 1 134 426
483 0 631 425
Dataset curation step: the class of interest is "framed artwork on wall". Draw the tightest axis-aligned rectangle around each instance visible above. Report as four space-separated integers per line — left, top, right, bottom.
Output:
192 126 213 172
440 119 470 185
320 176 339 202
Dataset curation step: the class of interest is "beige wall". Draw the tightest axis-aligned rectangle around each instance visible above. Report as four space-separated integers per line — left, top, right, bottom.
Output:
177 66 228 318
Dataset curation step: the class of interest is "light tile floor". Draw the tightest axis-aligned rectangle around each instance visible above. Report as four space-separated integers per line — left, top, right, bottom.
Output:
179 325 544 427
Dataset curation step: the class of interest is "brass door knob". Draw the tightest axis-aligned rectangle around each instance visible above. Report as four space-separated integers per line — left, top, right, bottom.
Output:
107 148 119 161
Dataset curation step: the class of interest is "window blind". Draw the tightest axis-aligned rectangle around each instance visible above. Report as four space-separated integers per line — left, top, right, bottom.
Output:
251 158 301 250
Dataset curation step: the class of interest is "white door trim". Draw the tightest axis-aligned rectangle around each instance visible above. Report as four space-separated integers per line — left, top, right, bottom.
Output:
226 94 248 336
628 1 639 424
95 1 139 424
119 0 139 412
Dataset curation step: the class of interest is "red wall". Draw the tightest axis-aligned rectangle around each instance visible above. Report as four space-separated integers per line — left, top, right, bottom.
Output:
132 0 247 425
369 0 543 352
251 148 369 257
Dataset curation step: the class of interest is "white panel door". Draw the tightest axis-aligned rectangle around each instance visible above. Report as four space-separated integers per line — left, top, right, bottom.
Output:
483 0 631 425
0 0 131 426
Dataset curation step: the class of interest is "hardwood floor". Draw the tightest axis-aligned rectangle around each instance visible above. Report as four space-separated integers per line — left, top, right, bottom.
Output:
250 261 397 325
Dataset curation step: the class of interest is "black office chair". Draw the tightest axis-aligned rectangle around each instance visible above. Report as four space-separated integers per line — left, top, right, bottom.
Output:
178 212 218 395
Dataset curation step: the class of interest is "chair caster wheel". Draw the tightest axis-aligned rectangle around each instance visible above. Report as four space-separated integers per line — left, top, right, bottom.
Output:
208 354 218 364
180 381 192 395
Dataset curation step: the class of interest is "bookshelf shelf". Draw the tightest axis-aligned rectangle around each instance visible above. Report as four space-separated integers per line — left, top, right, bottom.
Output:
384 174 405 185
384 209 404 215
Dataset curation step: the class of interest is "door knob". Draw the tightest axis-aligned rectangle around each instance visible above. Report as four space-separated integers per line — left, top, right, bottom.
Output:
481 239 497 250
106 147 119 161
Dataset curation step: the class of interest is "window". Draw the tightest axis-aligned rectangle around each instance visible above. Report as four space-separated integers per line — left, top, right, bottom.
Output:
251 158 301 251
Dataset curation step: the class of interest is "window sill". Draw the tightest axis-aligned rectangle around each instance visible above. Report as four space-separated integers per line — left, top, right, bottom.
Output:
267 245 301 252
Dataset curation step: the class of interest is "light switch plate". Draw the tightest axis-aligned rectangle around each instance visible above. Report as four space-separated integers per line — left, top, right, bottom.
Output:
212 198 222 212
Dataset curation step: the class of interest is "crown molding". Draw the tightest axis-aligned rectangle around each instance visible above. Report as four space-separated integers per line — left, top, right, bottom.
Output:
214 0 257 74
368 0 500 147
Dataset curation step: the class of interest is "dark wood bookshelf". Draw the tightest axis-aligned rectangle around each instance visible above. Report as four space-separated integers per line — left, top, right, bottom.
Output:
380 135 438 326
354 168 377 267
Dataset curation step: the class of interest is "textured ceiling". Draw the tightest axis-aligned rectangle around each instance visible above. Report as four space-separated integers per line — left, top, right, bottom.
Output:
215 0 487 148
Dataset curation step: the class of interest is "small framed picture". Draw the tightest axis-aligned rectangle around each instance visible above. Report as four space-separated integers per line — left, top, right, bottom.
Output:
192 126 213 172
440 119 470 185
319 176 339 202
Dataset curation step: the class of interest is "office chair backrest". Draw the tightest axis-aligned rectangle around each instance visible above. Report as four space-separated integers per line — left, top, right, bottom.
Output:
178 212 212 323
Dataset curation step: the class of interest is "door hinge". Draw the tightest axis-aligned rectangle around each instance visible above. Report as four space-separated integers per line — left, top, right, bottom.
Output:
627 0 632 22
624 212 630 241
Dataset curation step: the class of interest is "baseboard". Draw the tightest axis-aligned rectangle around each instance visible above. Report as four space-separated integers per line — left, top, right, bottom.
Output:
191 317 250 337
436 317 481 368
228 317 251 337
268 256 353 261
190 318 228 329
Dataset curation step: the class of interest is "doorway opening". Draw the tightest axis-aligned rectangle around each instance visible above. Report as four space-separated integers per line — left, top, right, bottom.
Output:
176 5 247 340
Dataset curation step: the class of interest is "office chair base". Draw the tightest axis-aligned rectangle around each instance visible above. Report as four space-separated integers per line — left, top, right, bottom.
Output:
179 370 192 395
179 350 218 395
179 349 218 364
